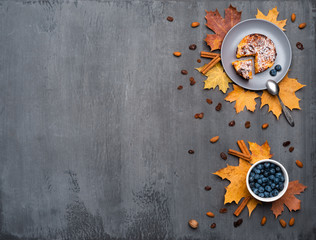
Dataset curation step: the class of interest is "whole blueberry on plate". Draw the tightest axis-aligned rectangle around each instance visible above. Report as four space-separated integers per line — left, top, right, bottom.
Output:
270 69 277 76
275 64 282 71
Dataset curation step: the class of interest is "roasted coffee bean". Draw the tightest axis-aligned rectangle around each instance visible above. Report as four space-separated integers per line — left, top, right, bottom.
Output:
188 150 194 154
219 208 227 213
189 77 196 86
296 42 304 50
189 44 197 50
204 186 212 191
177 85 183 90
220 152 227 160
215 103 222 111
197 59 201 63
210 223 216 229
229 120 235 126
166 16 174 22
283 141 291 147
181 70 188 75
245 121 251 128
206 98 213 104
234 219 243 227
289 146 294 152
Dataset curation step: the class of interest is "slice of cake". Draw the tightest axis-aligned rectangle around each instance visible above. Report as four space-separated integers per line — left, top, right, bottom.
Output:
232 59 253 80
236 33 276 74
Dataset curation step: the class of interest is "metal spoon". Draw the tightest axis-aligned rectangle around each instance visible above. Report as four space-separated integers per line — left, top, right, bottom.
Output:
266 80 294 127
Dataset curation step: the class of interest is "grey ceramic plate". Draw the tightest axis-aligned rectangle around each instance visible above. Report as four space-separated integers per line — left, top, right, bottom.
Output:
221 18 292 90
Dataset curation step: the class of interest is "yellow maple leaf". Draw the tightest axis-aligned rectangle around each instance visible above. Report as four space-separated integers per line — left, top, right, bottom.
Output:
196 62 232 93
214 141 272 216
261 73 306 119
256 6 287 31
224 84 260 113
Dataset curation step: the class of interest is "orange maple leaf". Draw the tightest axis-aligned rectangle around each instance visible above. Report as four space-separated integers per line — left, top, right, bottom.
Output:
261 72 306 119
256 6 287 31
214 141 272 216
225 84 260 113
205 5 241 51
271 180 307 218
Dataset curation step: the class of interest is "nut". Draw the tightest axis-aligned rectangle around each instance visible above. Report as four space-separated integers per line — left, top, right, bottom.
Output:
220 152 227 160
189 44 197 50
181 69 188 75
245 121 251 128
194 113 204 119
210 136 219 143
197 59 201 63
191 22 200 28
283 141 291 147
298 23 306 29
177 85 183 90
210 223 216 228
261 216 267 226
262 123 269 129
291 13 296 22
189 77 196 86
173 52 181 57
289 217 295 226
296 160 303 168
206 98 213 104
206 212 215 218
234 218 243 228
296 42 304 50
219 208 227 213
279 219 287 228
229 120 235 127
215 103 222 111
188 219 198 229
167 16 174 22
188 150 194 154
204 185 212 191
289 146 294 152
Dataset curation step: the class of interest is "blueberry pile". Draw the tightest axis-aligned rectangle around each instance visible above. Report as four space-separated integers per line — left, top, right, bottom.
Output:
270 64 282 76
248 162 285 198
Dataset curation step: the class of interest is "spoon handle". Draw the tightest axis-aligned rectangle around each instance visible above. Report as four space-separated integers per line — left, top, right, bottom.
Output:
279 96 295 127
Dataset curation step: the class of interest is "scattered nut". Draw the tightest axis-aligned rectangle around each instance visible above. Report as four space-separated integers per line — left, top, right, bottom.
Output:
229 120 235 127
296 42 304 50
191 22 200 28
220 152 227 160
181 69 188 75
188 219 198 229
291 13 296 22
215 103 222 111
210 136 219 143
188 150 194 154
167 16 174 22
194 113 204 119
296 160 303 168
206 98 213 104
189 77 196 86
189 44 197 50
206 212 215 218
173 52 181 57
289 217 295 226
283 141 291 147
204 186 212 191
261 216 267 226
245 121 251 129
289 146 294 152
177 85 183 90
210 223 216 229
279 219 287 228
219 208 227 213
197 59 201 63
234 218 243 228
262 123 269 129
298 23 306 29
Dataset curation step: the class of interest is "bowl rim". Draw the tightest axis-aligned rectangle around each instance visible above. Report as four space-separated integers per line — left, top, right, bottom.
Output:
246 159 289 202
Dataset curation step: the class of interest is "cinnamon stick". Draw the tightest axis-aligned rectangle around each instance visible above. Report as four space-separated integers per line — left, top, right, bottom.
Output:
201 56 221 75
234 196 251 217
200 51 220 59
237 140 251 156
228 149 251 161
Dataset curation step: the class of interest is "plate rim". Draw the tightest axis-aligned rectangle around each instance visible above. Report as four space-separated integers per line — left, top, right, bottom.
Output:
220 18 292 91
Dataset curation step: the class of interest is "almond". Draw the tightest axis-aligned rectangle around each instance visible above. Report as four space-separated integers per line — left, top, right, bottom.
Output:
296 160 303 168
262 123 269 129
289 217 295 226
299 23 306 29
279 219 287 228
188 219 198 229
210 136 219 143
206 212 215 218
291 13 296 22
173 52 182 57
191 22 200 28
261 216 267 226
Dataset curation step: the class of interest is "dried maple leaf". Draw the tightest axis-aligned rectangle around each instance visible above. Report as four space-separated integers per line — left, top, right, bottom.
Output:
225 84 260 113
256 6 287 31
214 141 272 216
261 72 306 119
196 62 232 93
271 180 307 218
205 5 241 51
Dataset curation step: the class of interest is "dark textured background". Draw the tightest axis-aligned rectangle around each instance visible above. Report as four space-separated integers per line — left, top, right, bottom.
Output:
0 0 315 239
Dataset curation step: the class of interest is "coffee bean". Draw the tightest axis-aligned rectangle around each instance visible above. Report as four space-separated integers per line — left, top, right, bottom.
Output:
245 121 251 128
234 218 243 227
177 85 183 90
166 16 174 22
181 70 188 75
283 141 291 147
189 44 197 50
296 42 304 50
189 77 196 86
188 150 194 154
219 208 227 213
206 98 213 104
204 186 212 191
197 59 201 63
220 152 227 160
215 103 222 111
210 223 216 229
289 146 294 152
229 120 235 126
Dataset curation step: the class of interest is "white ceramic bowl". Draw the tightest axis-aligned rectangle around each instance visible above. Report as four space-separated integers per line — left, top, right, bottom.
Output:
246 159 289 202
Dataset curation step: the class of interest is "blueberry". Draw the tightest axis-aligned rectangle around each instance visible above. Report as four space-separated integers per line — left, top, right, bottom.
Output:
273 189 279 196
275 172 282 178
278 183 284 191
270 163 276 168
249 176 254 182
259 174 264 179
264 192 270 197
269 168 276 174
255 169 261 174
253 188 259 195
280 176 285 182
265 186 272 192
250 172 255 177
260 169 264 173
257 164 263 170
264 162 270 168
254 174 260 180
269 175 275 181
270 69 277 76
262 177 268 183
259 193 264 198
271 183 276 189
255 183 261 189
275 64 282 71
259 187 264 193
264 171 270 177
257 179 263 184
275 166 281 172
274 178 280 184
250 182 255 188
262 182 267 187
269 192 274 197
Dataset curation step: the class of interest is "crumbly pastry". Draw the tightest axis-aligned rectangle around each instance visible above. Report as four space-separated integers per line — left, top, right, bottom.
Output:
232 59 253 80
236 33 276 74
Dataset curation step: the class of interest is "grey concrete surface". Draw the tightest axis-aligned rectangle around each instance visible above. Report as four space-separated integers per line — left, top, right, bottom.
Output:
0 0 315 239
